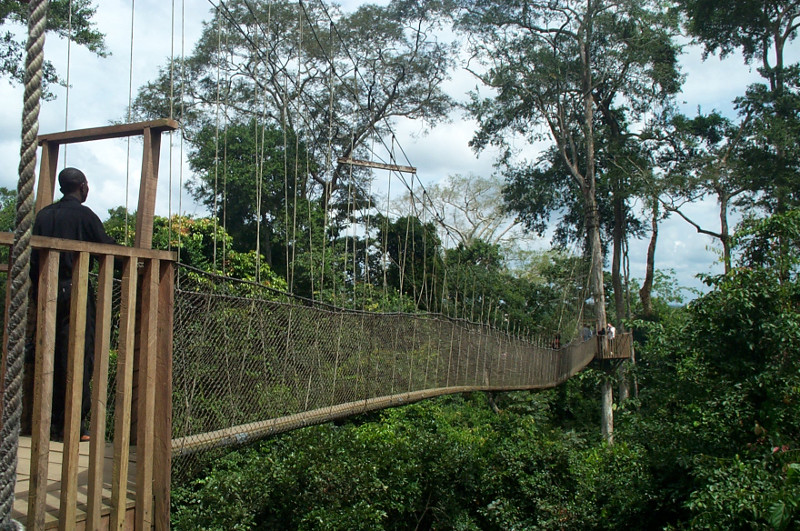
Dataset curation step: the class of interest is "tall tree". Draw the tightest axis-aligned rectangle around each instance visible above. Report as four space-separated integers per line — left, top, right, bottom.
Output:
678 0 800 213
399 173 535 251
187 118 314 269
455 0 680 442
131 0 454 211
658 111 753 273
0 0 107 98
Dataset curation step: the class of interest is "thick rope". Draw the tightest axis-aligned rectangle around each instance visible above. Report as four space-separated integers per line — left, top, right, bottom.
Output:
0 0 49 527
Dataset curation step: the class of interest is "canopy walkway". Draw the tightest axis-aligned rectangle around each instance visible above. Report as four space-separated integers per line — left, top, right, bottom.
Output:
0 0 634 526
1 237 631 529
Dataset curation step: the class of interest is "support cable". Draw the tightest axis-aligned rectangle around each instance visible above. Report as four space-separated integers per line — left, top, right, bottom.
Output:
124 0 135 245
62 0 72 165
168 0 176 248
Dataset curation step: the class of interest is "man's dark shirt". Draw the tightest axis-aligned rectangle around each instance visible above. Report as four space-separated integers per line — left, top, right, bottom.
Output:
32 196 116 282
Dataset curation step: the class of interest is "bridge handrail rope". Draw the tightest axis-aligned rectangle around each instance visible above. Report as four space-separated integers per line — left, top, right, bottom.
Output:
168 263 629 473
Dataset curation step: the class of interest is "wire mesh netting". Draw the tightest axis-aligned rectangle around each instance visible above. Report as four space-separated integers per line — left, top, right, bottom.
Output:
169 264 598 473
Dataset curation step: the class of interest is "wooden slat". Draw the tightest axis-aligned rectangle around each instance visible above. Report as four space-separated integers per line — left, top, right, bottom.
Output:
35 141 59 213
37 118 179 146
135 128 162 249
154 261 175 530
594 332 633 360
59 252 90 530
111 258 138 530
135 259 160 529
337 156 417 174
0 232 175 260
28 250 59 529
87 254 114 529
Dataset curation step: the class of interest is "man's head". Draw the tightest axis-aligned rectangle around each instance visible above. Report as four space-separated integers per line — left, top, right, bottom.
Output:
58 167 89 202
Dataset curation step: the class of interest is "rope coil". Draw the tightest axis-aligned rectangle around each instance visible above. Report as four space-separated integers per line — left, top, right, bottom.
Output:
0 0 49 527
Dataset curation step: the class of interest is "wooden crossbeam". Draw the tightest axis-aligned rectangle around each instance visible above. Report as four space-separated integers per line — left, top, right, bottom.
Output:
37 118 179 146
337 156 416 174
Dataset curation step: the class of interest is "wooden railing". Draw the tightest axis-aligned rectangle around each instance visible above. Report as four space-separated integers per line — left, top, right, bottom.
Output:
0 232 175 530
595 331 634 360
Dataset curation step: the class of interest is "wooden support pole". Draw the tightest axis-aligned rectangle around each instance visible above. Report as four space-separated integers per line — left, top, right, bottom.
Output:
110 257 138 530
35 140 59 214
27 250 59 529
87 254 114 529
135 258 160 529
154 261 175 530
135 127 162 249
58 252 90 530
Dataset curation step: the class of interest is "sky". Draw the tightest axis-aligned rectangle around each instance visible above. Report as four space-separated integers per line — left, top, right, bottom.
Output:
0 0 796 297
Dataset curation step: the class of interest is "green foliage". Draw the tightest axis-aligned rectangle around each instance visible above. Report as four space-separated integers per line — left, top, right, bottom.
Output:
687 454 791 530
0 0 106 98
187 119 313 265
676 0 798 65
172 394 660 530
103 209 287 291
626 210 800 527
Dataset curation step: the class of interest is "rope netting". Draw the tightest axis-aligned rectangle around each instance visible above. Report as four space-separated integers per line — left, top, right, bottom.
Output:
167 263 597 476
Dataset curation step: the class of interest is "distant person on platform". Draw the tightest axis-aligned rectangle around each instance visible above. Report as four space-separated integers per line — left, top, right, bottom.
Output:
31 167 116 442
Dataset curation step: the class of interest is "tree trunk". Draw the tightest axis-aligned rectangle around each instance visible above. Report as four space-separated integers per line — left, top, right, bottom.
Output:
612 191 625 330
601 375 614 444
618 363 629 403
579 26 612 445
639 201 658 317
719 191 731 273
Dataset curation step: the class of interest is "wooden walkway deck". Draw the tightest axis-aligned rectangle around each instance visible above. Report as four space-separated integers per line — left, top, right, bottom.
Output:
13 437 137 529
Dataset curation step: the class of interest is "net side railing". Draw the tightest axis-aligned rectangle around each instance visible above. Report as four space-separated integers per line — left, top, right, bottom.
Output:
170 266 598 460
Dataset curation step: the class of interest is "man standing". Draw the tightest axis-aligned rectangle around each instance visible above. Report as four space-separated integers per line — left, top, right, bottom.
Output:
32 167 116 441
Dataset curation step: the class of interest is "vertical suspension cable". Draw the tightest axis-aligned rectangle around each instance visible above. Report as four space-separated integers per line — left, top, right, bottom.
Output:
306 145 314 296
320 20 335 301
222 29 230 275
290 109 300 293
177 0 186 269
345 137 355 307
124 0 136 245
349 74 358 308
167 0 176 250
284 3 300 290
381 165 391 303
212 12 223 269
62 0 72 164
364 133 376 305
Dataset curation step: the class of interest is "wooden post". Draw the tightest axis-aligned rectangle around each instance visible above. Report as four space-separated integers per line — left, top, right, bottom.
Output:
87 255 114 529
59 251 90 530
35 140 59 213
27 250 59 529
154 261 174 530
135 258 160 529
110 257 138 530
135 127 162 249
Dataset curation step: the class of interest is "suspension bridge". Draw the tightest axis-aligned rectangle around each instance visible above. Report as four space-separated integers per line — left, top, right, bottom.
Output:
0 1 632 529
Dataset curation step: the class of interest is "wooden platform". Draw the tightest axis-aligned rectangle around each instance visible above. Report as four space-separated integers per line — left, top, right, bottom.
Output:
13 436 137 529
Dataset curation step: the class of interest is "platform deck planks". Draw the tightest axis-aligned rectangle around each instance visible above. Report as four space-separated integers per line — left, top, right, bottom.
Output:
13 436 138 529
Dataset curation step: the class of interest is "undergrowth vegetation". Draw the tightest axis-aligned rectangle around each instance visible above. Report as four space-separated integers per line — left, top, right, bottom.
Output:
170 212 800 530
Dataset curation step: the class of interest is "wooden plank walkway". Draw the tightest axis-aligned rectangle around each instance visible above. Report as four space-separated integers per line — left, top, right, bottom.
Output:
13 436 138 529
